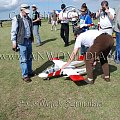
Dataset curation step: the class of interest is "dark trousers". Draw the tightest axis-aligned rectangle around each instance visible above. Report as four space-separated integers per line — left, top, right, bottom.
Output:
72 21 77 33
85 33 114 79
60 23 69 45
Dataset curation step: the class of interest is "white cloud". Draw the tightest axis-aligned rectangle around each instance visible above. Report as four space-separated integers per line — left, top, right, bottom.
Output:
0 0 21 12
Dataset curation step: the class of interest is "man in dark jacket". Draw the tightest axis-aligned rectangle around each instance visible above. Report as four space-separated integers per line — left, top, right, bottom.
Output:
32 4 42 47
11 4 34 82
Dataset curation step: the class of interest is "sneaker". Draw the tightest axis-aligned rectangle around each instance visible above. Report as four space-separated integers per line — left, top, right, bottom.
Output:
64 43 69 47
84 78 94 84
28 73 35 78
101 75 110 82
23 77 32 83
36 43 41 47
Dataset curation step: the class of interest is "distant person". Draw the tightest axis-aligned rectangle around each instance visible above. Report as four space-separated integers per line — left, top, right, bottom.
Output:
0 20 3 27
11 4 34 82
70 8 78 33
62 28 114 84
32 4 42 47
59 4 69 47
51 10 58 31
79 5 92 32
96 0 115 35
114 6 120 64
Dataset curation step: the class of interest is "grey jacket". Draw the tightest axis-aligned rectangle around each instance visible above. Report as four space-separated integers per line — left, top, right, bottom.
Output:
114 6 120 32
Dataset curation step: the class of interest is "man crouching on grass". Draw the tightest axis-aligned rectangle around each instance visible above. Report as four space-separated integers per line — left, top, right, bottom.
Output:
62 28 114 84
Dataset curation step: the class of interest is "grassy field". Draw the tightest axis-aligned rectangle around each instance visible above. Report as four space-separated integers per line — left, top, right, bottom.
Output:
0 20 120 120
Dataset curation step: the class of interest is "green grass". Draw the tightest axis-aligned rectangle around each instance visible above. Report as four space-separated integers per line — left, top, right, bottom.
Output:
0 21 120 120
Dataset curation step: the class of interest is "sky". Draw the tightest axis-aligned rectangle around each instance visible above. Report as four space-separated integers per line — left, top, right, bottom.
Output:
0 0 120 20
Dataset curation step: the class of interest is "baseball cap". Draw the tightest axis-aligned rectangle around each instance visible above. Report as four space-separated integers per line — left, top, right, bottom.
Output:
20 4 30 14
61 4 66 9
32 4 37 8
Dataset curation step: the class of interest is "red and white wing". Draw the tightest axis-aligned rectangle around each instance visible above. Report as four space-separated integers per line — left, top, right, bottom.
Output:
62 68 85 81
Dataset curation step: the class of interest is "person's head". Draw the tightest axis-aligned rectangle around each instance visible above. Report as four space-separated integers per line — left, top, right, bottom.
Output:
53 10 56 13
101 0 109 11
80 6 87 15
61 4 66 10
72 8 76 12
20 4 30 17
74 27 84 38
32 4 37 11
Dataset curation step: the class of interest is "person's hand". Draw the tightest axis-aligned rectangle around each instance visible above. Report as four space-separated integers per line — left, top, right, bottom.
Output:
105 8 110 14
12 42 16 49
80 24 87 28
61 63 68 70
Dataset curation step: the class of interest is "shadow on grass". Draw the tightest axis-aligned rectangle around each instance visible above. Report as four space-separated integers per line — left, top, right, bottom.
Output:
93 62 117 81
34 60 53 75
42 38 57 45
34 56 65 75
69 40 75 46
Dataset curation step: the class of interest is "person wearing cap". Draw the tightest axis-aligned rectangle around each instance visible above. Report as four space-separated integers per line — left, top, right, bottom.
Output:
79 5 92 32
70 8 78 33
11 4 34 82
96 0 115 35
59 4 69 47
61 28 114 84
32 4 42 47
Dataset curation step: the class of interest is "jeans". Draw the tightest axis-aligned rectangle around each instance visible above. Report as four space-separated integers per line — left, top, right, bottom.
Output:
33 25 41 44
115 32 120 64
18 39 32 78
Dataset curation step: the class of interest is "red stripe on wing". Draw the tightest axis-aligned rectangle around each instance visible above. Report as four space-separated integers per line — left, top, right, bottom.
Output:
48 72 54 77
78 55 84 61
55 69 61 76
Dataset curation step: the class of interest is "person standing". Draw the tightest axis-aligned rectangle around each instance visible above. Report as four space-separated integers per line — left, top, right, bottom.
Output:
114 6 120 64
32 4 42 47
62 28 114 84
11 4 34 82
70 8 78 33
96 0 115 35
51 10 58 31
79 5 92 32
59 4 69 47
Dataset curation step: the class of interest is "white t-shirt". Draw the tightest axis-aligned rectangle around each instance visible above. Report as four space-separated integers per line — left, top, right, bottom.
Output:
69 11 78 21
74 30 104 49
59 10 69 23
100 7 115 29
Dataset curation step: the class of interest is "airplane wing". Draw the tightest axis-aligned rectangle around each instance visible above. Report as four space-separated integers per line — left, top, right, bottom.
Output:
52 60 66 68
69 61 84 66
62 68 85 81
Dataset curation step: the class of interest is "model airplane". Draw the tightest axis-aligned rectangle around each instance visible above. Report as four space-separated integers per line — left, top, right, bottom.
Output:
38 56 86 81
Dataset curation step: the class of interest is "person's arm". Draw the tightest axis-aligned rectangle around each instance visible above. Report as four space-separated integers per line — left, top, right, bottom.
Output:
105 8 115 20
61 48 79 69
96 9 102 18
11 17 18 49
